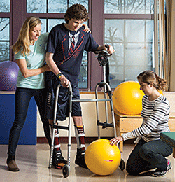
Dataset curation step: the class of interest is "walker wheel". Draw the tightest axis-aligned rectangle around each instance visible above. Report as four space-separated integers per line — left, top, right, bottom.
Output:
119 159 125 171
62 164 69 178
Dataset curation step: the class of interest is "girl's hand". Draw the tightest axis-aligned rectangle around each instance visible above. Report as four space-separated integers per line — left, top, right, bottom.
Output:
110 136 123 146
83 24 91 33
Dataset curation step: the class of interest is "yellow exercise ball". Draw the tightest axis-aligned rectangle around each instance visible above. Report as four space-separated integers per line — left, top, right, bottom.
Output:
85 139 121 176
113 81 144 115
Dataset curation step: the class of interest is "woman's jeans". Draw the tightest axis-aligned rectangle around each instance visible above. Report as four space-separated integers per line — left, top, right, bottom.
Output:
8 87 51 157
126 138 173 175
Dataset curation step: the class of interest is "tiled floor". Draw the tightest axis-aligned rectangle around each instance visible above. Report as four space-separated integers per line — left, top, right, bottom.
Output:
0 143 174 182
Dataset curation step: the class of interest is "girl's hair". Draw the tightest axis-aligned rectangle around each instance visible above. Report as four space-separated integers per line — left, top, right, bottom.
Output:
137 71 167 91
64 3 89 24
12 16 41 56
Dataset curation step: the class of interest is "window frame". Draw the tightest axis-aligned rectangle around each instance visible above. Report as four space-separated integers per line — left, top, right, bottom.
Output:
0 0 155 91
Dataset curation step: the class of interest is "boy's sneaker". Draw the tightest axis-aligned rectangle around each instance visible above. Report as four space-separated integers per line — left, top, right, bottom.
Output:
75 149 87 169
52 149 67 169
152 159 171 177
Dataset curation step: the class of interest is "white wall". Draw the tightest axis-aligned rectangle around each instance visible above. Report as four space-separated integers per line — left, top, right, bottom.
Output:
37 93 114 137
37 92 175 138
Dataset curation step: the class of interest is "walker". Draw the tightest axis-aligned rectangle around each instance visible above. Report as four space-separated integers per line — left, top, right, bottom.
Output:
48 83 72 178
48 50 125 178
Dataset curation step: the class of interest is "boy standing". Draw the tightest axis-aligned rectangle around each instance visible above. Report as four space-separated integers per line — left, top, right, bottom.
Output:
46 3 114 168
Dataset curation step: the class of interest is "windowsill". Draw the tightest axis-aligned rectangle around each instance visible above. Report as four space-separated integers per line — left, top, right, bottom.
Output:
0 91 15 94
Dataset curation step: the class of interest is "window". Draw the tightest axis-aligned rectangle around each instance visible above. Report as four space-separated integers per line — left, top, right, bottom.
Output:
27 0 88 14
0 18 10 62
0 0 10 13
0 0 161 91
0 0 10 62
104 0 155 88
104 0 154 14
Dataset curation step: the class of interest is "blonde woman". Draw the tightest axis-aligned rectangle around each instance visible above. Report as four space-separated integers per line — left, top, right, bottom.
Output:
7 16 51 171
110 71 173 177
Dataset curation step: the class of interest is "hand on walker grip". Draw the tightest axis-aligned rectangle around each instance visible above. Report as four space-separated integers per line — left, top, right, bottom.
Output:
106 45 115 55
59 75 70 87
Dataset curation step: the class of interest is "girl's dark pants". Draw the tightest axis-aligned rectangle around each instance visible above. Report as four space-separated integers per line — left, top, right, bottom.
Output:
7 87 51 158
126 138 173 175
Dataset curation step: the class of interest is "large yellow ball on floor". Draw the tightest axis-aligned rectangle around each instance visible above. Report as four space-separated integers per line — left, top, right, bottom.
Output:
85 139 121 176
113 81 144 115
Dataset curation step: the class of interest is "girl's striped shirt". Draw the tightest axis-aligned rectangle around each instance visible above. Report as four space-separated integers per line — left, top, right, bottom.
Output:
122 94 170 142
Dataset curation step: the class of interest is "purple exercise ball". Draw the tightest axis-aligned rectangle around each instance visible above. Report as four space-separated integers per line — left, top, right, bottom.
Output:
0 61 19 91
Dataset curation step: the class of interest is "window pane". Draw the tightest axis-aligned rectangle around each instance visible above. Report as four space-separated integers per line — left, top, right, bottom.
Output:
0 0 10 13
69 0 88 11
0 18 10 62
40 19 47 34
105 19 154 88
146 20 154 42
78 51 88 88
105 20 124 43
104 0 154 14
125 43 153 80
0 42 10 62
40 19 64 33
48 0 67 13
79 21 88 88
27 0 46 13
48 19 64 32
126 20 145 42
29 0 89 13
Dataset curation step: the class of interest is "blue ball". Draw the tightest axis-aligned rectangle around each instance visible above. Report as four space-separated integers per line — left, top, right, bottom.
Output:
0 61 19 91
